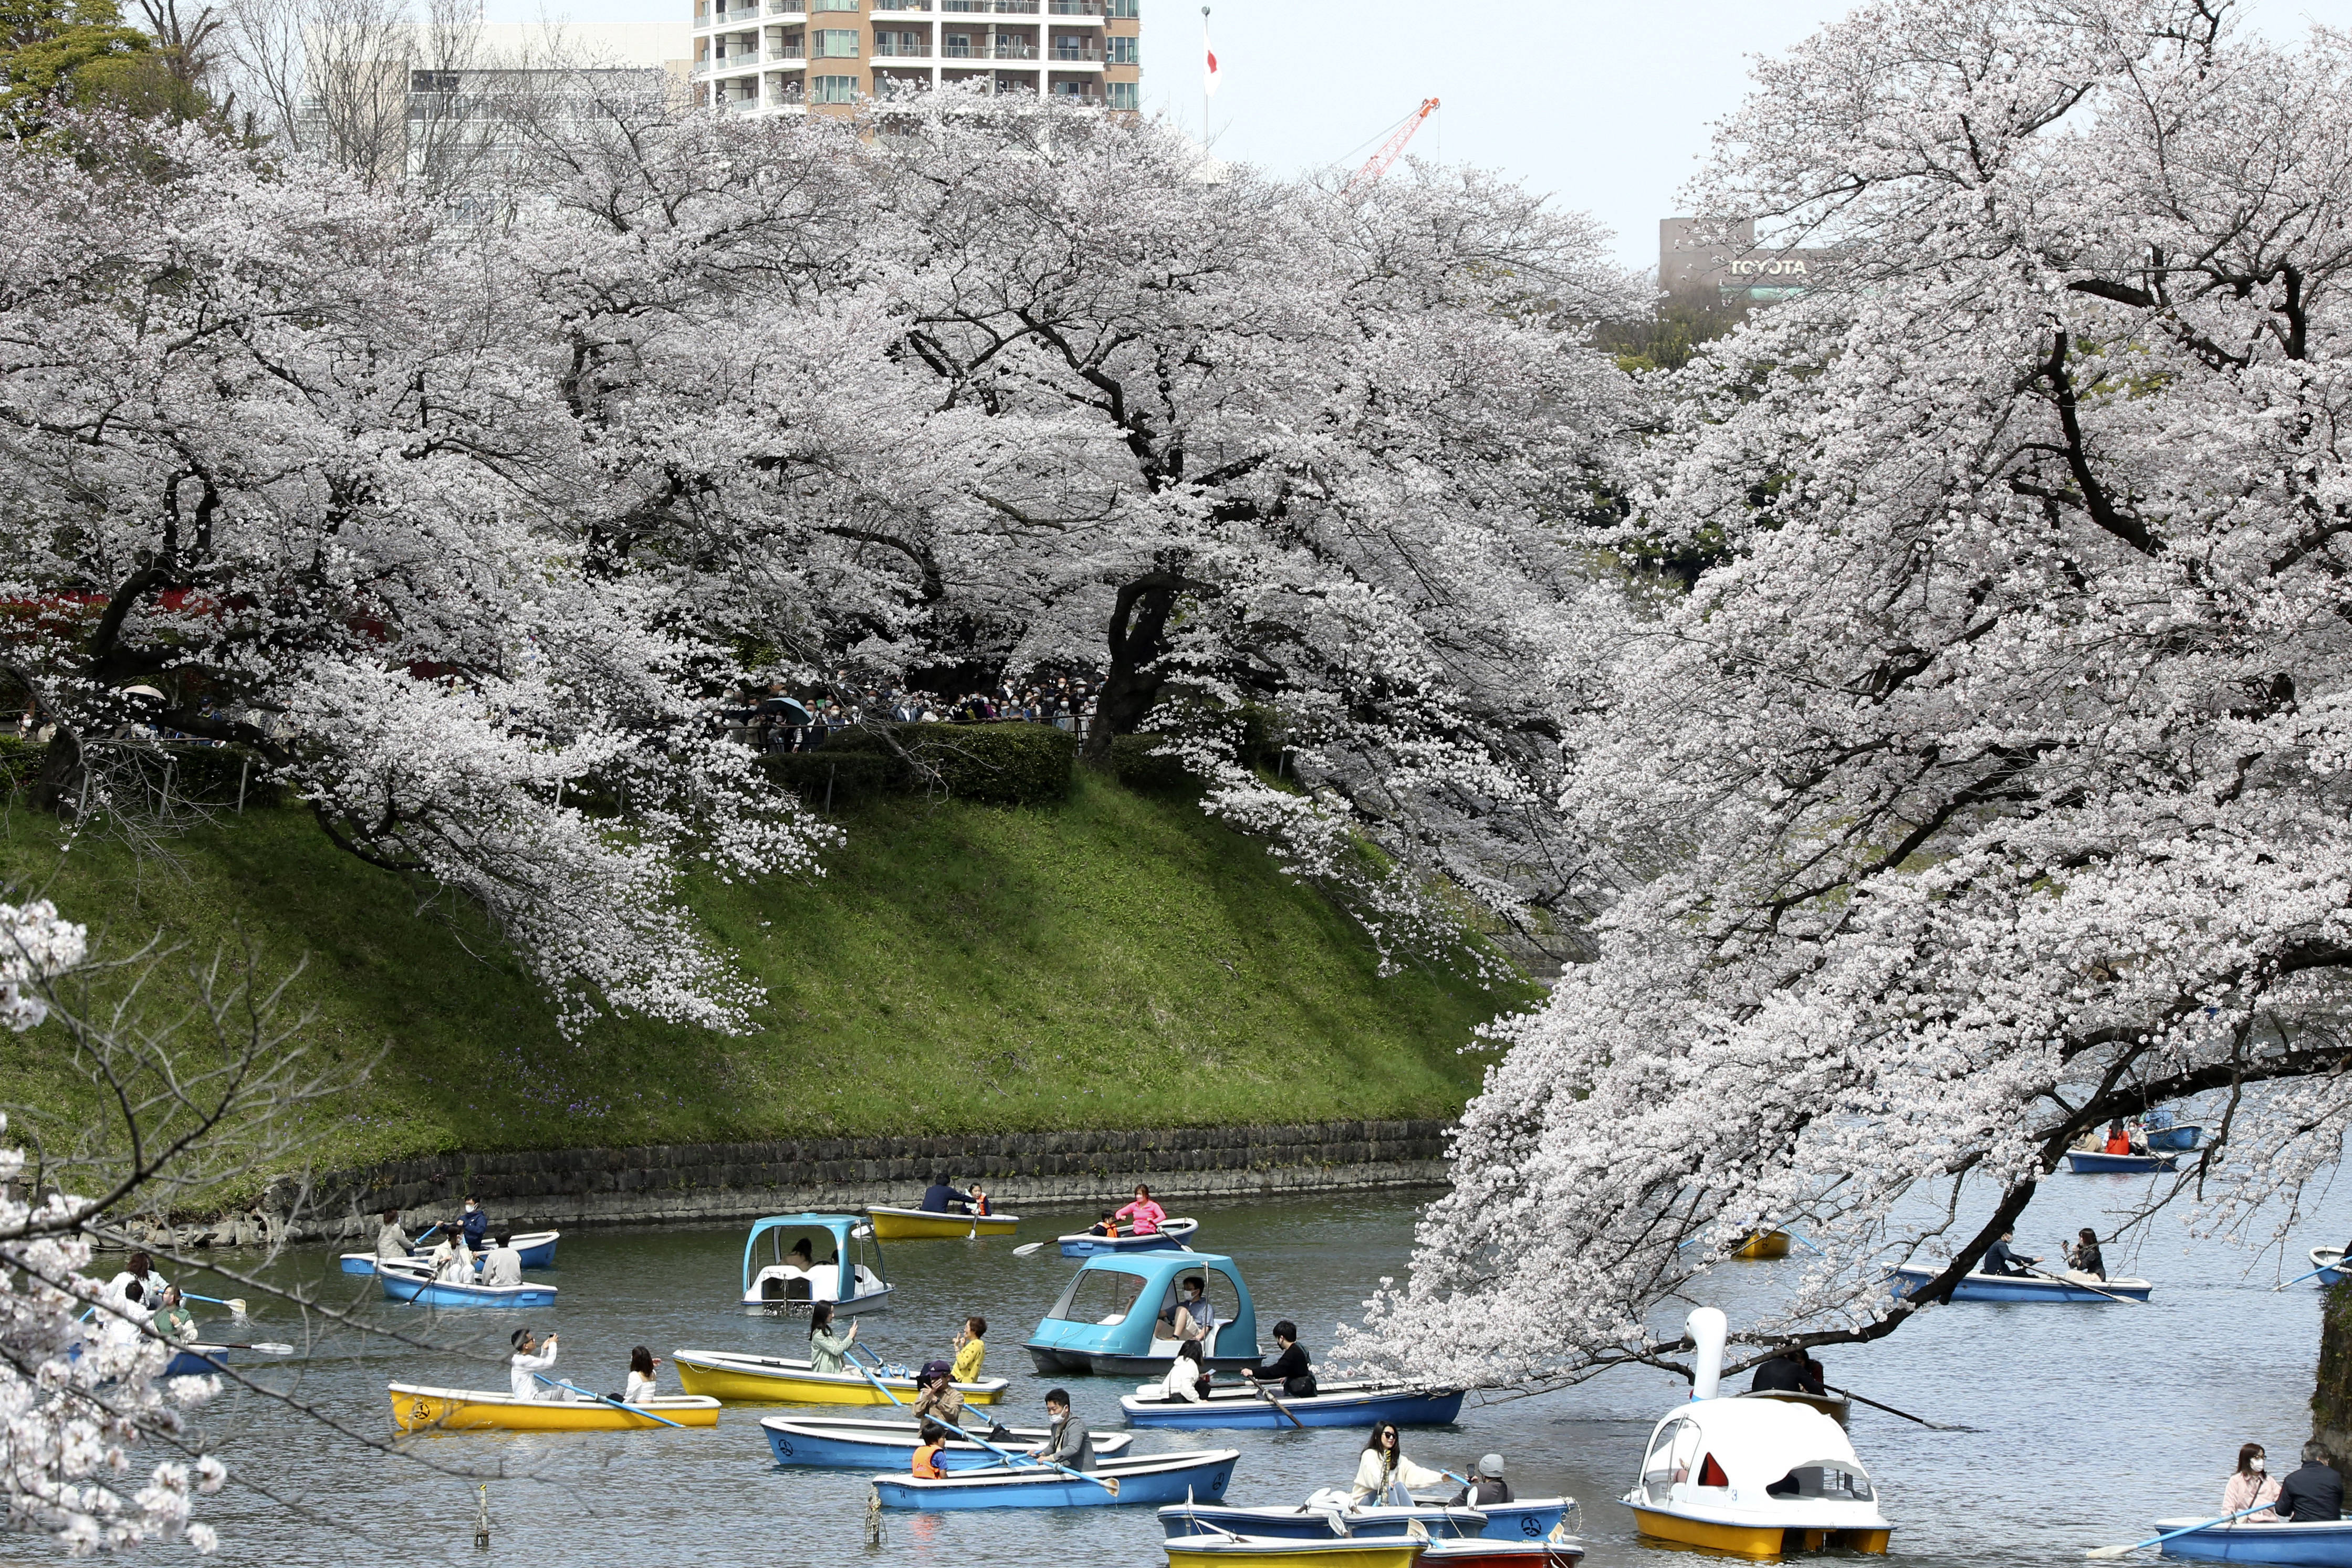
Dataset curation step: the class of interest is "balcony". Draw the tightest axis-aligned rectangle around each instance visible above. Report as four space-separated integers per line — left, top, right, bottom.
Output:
1048 44 1102 60
940 0 1039 12
874 39 931 55
712 52 762 72
767 44 807 59
710 3 760 22
872 0 933 9
1047 0 1103 11
768 0 804 10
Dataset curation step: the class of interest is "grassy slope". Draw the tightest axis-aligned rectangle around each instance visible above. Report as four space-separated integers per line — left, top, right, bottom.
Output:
0 775 1528 1177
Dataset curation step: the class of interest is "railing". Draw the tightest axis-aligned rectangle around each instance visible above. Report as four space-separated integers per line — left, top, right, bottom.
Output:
711 4 761 22
874 39 932 55
940 0 1039 12
1048 45 1102 60
767 0 804 11
1047 0 1103 12
691 59 711 75
767 43 807 57
991 42 1039 58
712 51 761 70
872 0 934 9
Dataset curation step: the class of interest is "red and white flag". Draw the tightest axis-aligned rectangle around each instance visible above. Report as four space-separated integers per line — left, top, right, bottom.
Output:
1202 12 1221 97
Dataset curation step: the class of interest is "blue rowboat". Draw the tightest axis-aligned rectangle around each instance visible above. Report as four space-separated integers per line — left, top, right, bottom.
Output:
2065 1149 2179 1174
2144 1124 2204 1152
2155 1515 2352 1564
2311 1249 2347 1287
1159 1497 1573 1542
1890 1264 2152 1303
1058 1219 1201 1257
1123 1380 1464 1429
162 1345 250 1378
1027 1251 1261 1376
760 1416 1133 1469
871 1447 1240 1510
340 1230 560 1275
378 1263 557 1309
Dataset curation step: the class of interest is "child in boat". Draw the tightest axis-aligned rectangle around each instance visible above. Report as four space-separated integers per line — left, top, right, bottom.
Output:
1353 1422 1446 1506
951 1316 987 1384
2224 1443 2284 1517
623 1346 660 1404
912 1421 950 1479
508 1329 559 1399
1088 1209 1124 1237
2104 1121 2134 1155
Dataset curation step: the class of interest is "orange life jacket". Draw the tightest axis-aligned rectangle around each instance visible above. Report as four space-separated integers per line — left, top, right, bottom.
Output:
2106 1134 2132 1154
912 1443 946 1479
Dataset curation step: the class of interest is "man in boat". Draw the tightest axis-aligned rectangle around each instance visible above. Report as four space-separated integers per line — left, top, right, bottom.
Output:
1749 1345 1826 1396
2271 1442 2344 1522
508 1328 559 1400
373 1209 412 1263
919 1175 974 1215
1164 1276 1217 1345
1450 1455 1513 1507
479 1234 525 1288
1982 1229 2040 1277
1246 1320 1318 1398
460 1196 488 1252
912 1361 966 1427
1030 1388 1097 1472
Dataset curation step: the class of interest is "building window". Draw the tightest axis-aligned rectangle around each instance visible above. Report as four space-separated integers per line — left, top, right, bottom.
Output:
1109 0 1137 14
811 0 858 8
1108 35 1136 62
1106 79 1137 109
816 28 859 54
813 72 859 101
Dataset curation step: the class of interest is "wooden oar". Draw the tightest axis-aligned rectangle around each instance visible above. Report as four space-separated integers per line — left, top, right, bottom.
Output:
1822 1383 1973 1433
2086 1503 2272 1559
535 1373 684 1429
1251 1381 1305 1429
2024 1263 2151 1306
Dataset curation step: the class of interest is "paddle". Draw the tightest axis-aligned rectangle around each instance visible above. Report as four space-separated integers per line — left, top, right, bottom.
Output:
2276 1257 2341 1292
848 1351 1119 1497
194 1341 296 1355
2024 1263 2151 1307
535 1373 684 1430
1012 1242 1048 1258
1822 1383 1973 1433
180 1292 248 1320
1251 1380 1305 1429
2086 1503 2273 1559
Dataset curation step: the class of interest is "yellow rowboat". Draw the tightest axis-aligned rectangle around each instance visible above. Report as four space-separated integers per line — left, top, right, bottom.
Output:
1732 1230 1793 1260
1164 1540 1423 1568
671 1347 1008 1407
865 1205 1020 1240
388 1383 719 1433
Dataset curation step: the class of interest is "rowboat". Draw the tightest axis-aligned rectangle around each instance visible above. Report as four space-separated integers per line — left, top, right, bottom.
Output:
1123 1379 1465 1429
1732 1230 1792 1260
1163 1540 1425 1568
2154 1515 2352 1564
759 1415 1131 1468
1026 1250 1262 1376
871 1447 1240 1510
2311 1248 2347 1287
1420 1544 1585 1567
1159 1496 1572 1542
1889 1264 2153 1303
2065 1149 2179 1174
162 1344 274 1378
1626 1309 1893 1557
2144 1124 2205 1152
387 1383 718 1433
340 1230 560 1276
377 1262 557 1309
865 1204 1020 1240
739 1214 892 1314
671 1347 1007 1406
1059 1218 1202 1257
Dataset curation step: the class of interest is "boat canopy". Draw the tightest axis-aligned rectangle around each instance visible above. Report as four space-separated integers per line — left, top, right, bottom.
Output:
1640 1396 1871 1497
741 1214 885 1302
1032 1250 1259 1360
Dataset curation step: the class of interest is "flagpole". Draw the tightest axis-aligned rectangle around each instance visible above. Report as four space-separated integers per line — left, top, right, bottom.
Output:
1200 5 1210 149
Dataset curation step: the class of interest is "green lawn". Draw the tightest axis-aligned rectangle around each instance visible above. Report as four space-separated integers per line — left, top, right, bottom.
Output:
0 774 1528 1186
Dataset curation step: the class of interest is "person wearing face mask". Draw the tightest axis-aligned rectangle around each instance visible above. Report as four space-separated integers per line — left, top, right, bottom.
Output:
2225 1444 2284 1517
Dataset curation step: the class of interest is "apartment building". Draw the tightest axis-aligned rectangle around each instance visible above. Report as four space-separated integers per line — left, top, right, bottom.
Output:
689 0 1140 116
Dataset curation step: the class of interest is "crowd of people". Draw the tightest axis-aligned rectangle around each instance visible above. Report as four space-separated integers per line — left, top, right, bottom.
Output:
719 673 1105 754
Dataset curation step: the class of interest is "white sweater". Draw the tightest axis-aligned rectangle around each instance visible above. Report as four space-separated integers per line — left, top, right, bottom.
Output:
1352 1448 1446 1505
509 1342 559 1400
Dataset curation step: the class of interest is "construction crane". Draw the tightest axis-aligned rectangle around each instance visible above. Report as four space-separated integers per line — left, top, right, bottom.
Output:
1344 98 1439 194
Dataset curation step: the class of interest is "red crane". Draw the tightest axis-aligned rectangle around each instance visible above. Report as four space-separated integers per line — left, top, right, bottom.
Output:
1345 98 1439 193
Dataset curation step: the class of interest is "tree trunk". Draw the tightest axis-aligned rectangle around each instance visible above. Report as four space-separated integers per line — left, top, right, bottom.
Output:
1080 573 1185 769
2312 1278 2352 1469
27 725 85 817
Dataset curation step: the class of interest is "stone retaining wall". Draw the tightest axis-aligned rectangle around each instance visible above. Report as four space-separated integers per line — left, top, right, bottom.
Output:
268 1119 1452 1243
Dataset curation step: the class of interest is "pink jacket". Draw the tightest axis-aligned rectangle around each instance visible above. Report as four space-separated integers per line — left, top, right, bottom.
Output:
1116 1199 1166 1235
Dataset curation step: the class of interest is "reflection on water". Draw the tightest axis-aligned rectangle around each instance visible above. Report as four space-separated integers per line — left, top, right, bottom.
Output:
150 1180 2331 1566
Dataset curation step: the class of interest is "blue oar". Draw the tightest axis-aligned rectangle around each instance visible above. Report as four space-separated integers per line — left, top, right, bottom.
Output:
532 1372 684 1430
846 1353 1117 1497
2275 1259 2340 1292
2086 1503 2272 1559
180 1292 247 1319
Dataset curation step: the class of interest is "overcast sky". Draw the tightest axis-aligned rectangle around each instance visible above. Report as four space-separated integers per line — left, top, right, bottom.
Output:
510 0 2352 272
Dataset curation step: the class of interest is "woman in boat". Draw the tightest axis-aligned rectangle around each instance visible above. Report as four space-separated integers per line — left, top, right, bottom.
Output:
785 1237 816 1273
1114 1184 1166 1237
1353 1421 1447 1506
1157 1339 1211 1402
108 1251 165 1313
623 1346 661 1405
2105 1121 2134 1155
808 1301 859 1375
2224 1442 2284 1517
2069 1228 2108 1280
912 1420 950 1479
155 1286 198 1346
433 1238 475 1285
508 1328 559 1400
1247 1320 1318 1398
950 1316 987 1385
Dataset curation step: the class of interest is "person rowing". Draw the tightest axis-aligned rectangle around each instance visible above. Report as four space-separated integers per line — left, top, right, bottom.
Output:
1749 1344 1826 1396
1116 1184 1165 1237
1247 1320 1318 1398
432 1237 475 1284
920 1174 975 1215
479 1233 524 1288
1029 1388 1097 1472
1982 1228 2039 1277
459 1196 488 1253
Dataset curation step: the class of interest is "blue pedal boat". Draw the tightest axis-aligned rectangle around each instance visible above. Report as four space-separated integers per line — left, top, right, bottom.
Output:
340 1230 560 1275
1159 1497 1572 1542
1122 1379 1464 1429
759 1415 1133 1469
1026 1250 1260 1376
2065 1149 2180 1174
870 1447 1240 1510
2155 1516 2352 1564
378 1262 558 1309
1058 1218 1201 1257
1890 1264 2153 1303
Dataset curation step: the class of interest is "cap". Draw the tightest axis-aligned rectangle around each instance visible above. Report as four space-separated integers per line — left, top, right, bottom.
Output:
920 1360 953 1382
1477 1454 1505 1479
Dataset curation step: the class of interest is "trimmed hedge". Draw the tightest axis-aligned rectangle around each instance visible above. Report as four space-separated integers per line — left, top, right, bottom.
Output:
759 723 1075 809
1109 732 1195 793
756 749 899 809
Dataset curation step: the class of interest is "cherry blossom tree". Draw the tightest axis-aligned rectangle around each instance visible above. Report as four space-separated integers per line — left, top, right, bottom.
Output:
1350 0 2352 1388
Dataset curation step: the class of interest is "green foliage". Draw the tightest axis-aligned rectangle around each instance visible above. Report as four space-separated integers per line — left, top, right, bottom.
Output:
1109 731 1193 793
0 734 41 792
755 748 899 809
1592 294 1750 373
817 721 1076 807
0 0 213 132
0 775 1532 1178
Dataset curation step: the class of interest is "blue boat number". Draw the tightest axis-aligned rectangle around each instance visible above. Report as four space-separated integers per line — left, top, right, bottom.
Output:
1520 1516 1540 1539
